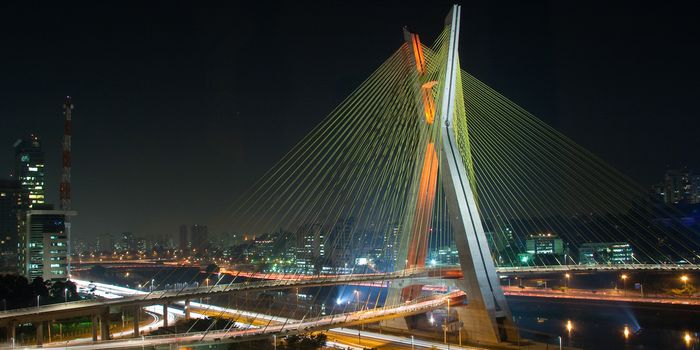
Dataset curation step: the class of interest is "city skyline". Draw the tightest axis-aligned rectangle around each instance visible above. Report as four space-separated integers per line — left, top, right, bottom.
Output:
1 1 699 241
0 4 698 348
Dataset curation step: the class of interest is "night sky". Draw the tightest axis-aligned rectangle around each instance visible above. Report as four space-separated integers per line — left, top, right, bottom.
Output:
1 1 698 241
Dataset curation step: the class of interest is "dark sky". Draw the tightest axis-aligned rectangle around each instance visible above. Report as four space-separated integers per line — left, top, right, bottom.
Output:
1 1 698 241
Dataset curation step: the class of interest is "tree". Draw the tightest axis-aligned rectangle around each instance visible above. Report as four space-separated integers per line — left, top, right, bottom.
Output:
205 263 220 274
47 279 80 302
283 333 327 350
31 277 49 298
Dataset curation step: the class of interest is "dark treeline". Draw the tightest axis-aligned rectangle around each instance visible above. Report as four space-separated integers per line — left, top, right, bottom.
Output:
0 275 80 310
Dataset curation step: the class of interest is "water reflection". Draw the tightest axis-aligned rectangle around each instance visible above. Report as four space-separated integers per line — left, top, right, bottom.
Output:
509 296 700 349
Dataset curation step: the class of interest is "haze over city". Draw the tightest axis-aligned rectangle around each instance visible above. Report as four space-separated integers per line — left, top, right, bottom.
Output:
0 2 699 349
1 1 698 241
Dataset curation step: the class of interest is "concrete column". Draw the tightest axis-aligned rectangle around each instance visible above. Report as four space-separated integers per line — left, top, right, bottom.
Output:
91 314 98 341
184 299 191 320
133 306 140 336
100 310 110 341
35 321 44 346
162 303 168 328
8 321 16 343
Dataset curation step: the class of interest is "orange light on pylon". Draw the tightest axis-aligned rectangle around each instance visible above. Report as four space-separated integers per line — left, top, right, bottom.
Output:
421 81 437 124
411 34 426 74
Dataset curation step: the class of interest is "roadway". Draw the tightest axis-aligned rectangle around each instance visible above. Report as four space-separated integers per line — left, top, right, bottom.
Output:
0 267 437 326
503 286 700 306
73 259 700 276
9 281 466 350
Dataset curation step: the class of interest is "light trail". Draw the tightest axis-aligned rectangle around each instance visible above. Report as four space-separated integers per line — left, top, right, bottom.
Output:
17 280 470 350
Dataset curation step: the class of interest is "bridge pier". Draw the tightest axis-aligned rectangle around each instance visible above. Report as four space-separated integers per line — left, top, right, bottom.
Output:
35 321 43 346
162 303 169 328
7 321 15 344
100 309 110 341
184 299 191 320
133 306 140 336
91 314 98 341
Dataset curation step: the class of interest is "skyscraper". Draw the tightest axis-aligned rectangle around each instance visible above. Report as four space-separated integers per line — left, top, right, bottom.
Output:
0 180 26 272
655 169 700 205
178 224 189 250
191 224 209 251
13 135 46 209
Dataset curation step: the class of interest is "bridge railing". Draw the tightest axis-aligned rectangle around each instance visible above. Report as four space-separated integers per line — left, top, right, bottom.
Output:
0 297 105 316
0 267 435 319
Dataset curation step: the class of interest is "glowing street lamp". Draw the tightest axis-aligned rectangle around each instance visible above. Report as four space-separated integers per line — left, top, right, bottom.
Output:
681 275 689 288
684 332 692 346
564 273 570 290
623 326 630 340
566 320 573 335
620 274 628 296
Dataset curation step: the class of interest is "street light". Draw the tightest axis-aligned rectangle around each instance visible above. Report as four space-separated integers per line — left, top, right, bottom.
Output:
684 332 692 346
566 320 573 336
621 274 628 296
564 273 570 290
443 298 450 347
681 275 689 288
558 335 562 350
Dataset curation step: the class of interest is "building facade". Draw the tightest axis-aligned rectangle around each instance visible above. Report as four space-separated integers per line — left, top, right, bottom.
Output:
526 233 564 255
13 135 46 209
0 180 26 273
178 224 189 250
21 206 76 280
578 242 633 265
654 169 700 205
191 224 209 251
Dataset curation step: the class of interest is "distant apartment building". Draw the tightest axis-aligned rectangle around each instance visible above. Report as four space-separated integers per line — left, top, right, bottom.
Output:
578 242 633 265
526 232 564 255
20 205 76 280
295 222 326 274
95 233 114 253
178 224 189 250
116 232 136 252
191 224 209 250
0 180 26 260
653 168 700 205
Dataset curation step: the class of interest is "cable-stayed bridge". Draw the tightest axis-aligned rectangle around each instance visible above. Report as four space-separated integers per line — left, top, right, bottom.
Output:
5 4 700 348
